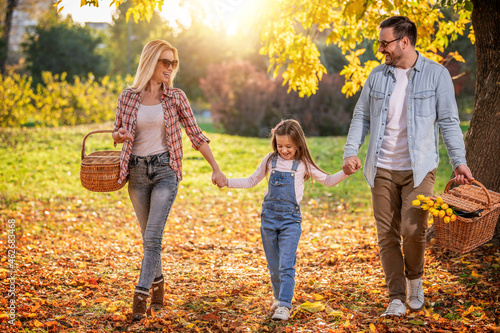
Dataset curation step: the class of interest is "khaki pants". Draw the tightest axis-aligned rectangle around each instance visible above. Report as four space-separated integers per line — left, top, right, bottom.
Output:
371 168 435 302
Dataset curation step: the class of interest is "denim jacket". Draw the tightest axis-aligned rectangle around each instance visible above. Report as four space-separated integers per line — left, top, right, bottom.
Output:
343 52 466 188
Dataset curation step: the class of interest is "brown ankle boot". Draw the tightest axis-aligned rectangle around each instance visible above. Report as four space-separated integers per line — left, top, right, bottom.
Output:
132 292 148 321
150 279 165 311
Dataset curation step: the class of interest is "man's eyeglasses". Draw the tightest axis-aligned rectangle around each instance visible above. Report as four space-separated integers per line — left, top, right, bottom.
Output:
158 59 178 69
376 37 402 49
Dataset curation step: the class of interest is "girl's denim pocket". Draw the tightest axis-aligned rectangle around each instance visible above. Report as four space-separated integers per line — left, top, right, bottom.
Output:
291 212 302 223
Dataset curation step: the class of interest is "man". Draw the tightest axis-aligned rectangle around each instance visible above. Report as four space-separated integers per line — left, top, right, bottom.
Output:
342 16 473 317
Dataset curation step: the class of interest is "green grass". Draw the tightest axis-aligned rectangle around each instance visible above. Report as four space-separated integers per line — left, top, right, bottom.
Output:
195 115 224 134
0 122 457 211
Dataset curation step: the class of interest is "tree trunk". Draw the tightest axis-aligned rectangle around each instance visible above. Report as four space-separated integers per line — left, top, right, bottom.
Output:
468 0 500 192
1 0 19 74
467 0 500 240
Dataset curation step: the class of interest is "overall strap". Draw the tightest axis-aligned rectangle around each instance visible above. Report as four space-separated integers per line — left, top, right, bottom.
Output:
271 153 278 168
292 158 300 171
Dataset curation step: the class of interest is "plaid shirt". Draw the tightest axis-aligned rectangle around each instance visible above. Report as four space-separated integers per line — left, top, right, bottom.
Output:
113 85 209 183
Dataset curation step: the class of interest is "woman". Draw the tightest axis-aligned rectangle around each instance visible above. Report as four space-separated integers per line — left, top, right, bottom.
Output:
112 40 226 321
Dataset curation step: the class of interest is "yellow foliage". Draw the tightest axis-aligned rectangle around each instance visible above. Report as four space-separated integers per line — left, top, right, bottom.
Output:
257 0 472 97
0 72 132 127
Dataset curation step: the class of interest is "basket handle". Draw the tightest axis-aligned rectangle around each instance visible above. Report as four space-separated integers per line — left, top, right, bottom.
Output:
81 130 115 161
444 178 492 209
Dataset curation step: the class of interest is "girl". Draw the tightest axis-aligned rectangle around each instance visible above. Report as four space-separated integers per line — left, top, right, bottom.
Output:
112 40 225 321
218 119 348 320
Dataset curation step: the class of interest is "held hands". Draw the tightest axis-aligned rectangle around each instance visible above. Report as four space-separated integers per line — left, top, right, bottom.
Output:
212 169 228 188
342 156 362 176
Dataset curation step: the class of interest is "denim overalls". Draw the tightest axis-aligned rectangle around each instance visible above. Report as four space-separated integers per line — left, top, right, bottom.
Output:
260 154 302 309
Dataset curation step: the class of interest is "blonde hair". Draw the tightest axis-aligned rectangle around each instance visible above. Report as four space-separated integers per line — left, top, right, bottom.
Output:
129 40 179 93
267 119 327 180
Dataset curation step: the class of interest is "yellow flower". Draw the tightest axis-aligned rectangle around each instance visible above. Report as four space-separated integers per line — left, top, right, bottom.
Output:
441 203 449 210
438 210 446 218
427 200 435 207
421 204 429 211
436 197 444 205
434 202 441 209
416 195 426 201
446 208 453 216
450 214 457 222
432 210 439 217
412 200 421 206
444 216 451 223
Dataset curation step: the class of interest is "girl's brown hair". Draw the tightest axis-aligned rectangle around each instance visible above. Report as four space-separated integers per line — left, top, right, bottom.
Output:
266 119 328 180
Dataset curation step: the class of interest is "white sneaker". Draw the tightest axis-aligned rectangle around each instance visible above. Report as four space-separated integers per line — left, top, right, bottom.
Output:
272 306 290 320
271 299 280 311
380 299 406 317
406 278 425 311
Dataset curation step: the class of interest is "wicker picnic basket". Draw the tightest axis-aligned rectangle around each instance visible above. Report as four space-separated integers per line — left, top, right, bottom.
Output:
80 130 127 192
432 179 500 254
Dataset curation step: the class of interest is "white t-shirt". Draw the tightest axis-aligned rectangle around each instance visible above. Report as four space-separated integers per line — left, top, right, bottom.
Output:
377 67 412 170
131 103 169 156
228 153 348 204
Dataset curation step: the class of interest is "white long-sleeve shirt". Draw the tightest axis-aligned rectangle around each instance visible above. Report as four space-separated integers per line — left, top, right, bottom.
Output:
228 153 349 204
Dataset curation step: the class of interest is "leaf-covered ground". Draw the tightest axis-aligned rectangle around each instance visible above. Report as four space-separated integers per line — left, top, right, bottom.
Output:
1 196 499 332
1 124 499 332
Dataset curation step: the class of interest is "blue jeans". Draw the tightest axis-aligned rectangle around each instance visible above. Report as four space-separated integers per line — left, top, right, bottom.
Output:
261 203 302 309
128 152 178 291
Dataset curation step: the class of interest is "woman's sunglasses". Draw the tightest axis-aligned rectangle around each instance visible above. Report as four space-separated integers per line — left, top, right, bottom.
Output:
157 59 178 69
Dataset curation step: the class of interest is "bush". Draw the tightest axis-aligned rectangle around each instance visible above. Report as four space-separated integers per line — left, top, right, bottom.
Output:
0 72 130 127
200 61 357 137
200 61 275 137
0 73 35 126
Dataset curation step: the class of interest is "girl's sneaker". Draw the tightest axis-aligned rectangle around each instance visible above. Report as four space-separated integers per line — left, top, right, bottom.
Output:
272 306 290 320
271 299 280 311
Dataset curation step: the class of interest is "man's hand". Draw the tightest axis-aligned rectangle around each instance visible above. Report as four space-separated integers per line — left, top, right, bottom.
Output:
454 164 474 185
342 156 362 176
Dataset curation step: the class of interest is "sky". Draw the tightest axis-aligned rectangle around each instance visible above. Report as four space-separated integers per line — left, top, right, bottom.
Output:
57 0 255 34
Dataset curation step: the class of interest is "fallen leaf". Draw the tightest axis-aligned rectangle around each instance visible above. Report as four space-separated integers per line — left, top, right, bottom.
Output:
312 293 324 301
300 301 325 313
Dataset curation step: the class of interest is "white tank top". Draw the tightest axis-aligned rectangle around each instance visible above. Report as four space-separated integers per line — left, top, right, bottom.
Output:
131 103 169 157
377 67 412 170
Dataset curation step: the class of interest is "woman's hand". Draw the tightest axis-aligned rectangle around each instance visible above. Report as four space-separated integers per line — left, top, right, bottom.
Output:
212 169 227 188
112 127 133 143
